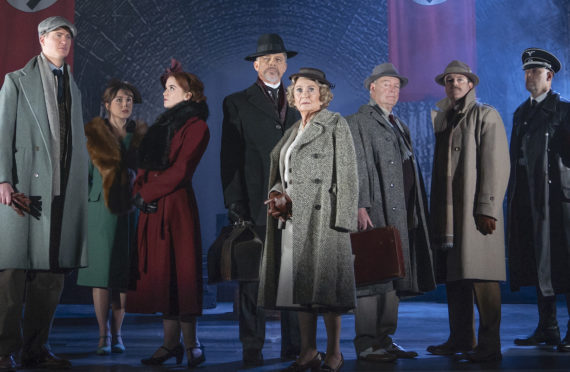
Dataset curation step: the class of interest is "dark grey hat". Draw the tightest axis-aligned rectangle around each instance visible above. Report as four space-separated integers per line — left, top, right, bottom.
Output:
435 60 479 86
244 33 297 61
289 67 333 88
38 16 77 38
364 63 408 90
522 47 561 73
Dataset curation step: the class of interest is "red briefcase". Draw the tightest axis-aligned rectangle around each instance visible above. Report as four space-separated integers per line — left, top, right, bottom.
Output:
350 226 405 287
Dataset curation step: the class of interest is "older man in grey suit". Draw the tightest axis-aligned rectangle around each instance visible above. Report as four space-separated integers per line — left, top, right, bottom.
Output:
347 63 436 362
0 16 87 371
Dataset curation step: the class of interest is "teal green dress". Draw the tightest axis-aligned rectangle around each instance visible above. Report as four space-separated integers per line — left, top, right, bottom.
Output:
77 132 136 290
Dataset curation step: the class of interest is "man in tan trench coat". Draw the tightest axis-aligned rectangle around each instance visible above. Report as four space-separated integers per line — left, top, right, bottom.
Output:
427 60 510 363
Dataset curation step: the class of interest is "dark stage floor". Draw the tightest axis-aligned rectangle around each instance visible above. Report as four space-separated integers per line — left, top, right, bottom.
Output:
20 301 570 371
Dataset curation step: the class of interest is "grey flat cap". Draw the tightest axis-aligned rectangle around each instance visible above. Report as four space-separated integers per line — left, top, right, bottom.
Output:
38 16 77 38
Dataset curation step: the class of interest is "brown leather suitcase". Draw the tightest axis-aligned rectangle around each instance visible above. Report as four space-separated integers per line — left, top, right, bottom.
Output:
350 226 405 287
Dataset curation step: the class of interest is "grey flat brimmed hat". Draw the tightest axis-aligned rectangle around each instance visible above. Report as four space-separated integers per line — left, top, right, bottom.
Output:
522 47 561 73
245 33 297 61
364 63 408 90
435 60 479 86
289 67 333 88
38 16 77 38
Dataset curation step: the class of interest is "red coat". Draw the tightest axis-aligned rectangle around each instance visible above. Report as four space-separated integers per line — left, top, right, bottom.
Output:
127 116 209 316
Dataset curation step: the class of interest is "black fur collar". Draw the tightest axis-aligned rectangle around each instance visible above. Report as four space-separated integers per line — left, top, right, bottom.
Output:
138 100 209 170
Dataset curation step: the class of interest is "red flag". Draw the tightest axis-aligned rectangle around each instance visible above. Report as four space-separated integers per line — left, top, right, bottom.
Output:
0 0 75 85
388 0 476 101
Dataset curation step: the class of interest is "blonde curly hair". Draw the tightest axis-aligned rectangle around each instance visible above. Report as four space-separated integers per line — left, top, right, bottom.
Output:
286 77 333 110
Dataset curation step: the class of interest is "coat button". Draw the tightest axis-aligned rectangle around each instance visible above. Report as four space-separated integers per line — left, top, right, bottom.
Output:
390 183 394 188
312 154 319 158
389 160 395 165
315 205 321 210
289 168 292 173
490 196 494 201
454 146 461 151
523 121 527 125
34 173 39 178
275 125 281 130
313 179 321 184
34 146 40 151
392 207 396 211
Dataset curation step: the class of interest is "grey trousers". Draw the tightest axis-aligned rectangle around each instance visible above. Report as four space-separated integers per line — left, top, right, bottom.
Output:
354 290 399 353
0 269 64 356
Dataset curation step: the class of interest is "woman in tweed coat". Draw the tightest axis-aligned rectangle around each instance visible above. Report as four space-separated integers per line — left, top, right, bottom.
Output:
259 68 358 372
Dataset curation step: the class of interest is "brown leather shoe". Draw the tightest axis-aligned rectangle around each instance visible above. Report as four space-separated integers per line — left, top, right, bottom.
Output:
0 354 16 372
358 346 397 362
21 348 72 370
387 342 418 358
427 341 473 356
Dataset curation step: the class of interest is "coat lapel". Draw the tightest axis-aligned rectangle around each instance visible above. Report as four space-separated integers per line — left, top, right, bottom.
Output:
18 59 52 159
247 84 280 122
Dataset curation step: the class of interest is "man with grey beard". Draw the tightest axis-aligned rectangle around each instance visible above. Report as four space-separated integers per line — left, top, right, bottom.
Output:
220 33 300 366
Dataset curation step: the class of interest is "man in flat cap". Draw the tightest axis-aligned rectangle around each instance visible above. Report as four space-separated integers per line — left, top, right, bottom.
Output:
0 16 87 370
508 48 570 352
220 33 300 366
427 60 510 362
346 63 435 362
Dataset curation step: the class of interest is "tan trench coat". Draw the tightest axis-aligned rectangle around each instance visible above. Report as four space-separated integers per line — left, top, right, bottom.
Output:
430 89 510 282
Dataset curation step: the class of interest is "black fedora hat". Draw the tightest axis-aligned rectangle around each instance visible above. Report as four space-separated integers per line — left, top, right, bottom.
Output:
244 33 297 61
522 47 561 73
289 67 333 88
364 63 408 90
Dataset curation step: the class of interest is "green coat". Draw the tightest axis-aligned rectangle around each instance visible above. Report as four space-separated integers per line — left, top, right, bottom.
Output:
77 117 146 290
0 56 88 270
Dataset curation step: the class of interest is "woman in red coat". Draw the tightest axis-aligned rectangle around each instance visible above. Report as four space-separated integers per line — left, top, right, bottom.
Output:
127 61 209 368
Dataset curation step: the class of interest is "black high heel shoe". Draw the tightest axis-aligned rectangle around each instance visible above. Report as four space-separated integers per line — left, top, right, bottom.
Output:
141 344 184 365
321 353 344 372
187 344 206 368
281 351 322 372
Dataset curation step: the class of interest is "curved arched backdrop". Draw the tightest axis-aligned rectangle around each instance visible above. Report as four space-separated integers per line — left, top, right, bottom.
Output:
47 0 570 303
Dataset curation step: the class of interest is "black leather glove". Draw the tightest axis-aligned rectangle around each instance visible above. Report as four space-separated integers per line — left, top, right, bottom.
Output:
133 193 157 214
228 201 251 223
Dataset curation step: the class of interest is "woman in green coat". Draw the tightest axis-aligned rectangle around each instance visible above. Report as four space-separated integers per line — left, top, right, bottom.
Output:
77 79 147 355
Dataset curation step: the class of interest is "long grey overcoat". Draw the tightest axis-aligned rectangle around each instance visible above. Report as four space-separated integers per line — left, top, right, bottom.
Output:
0 56 88 270
347 104 436 295
430 89 510 282
258 109 358 310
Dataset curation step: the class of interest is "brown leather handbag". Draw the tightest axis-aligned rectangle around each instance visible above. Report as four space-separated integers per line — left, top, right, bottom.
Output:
350 226 405 287
207 221 263 283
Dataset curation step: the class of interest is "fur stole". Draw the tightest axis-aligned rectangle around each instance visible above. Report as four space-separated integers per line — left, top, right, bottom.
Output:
85 117 148 215
138 100 209 170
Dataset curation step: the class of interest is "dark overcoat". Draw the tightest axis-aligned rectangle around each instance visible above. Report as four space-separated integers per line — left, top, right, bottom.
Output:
347 104 436 295
221 82 299 225
258 109 358 310
507 90 570 295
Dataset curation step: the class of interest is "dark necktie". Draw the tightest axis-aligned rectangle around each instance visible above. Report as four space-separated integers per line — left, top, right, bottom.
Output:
53 69 63 103
530 99 537 108
267 86 279 103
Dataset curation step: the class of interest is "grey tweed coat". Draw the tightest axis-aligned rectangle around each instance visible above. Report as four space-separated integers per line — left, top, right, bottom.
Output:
258 109 359 310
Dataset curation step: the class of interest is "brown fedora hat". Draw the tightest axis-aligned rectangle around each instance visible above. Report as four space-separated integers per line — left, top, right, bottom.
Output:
289 67 333 88
244 33 297 61
364 63 408 90
435 60 479 86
